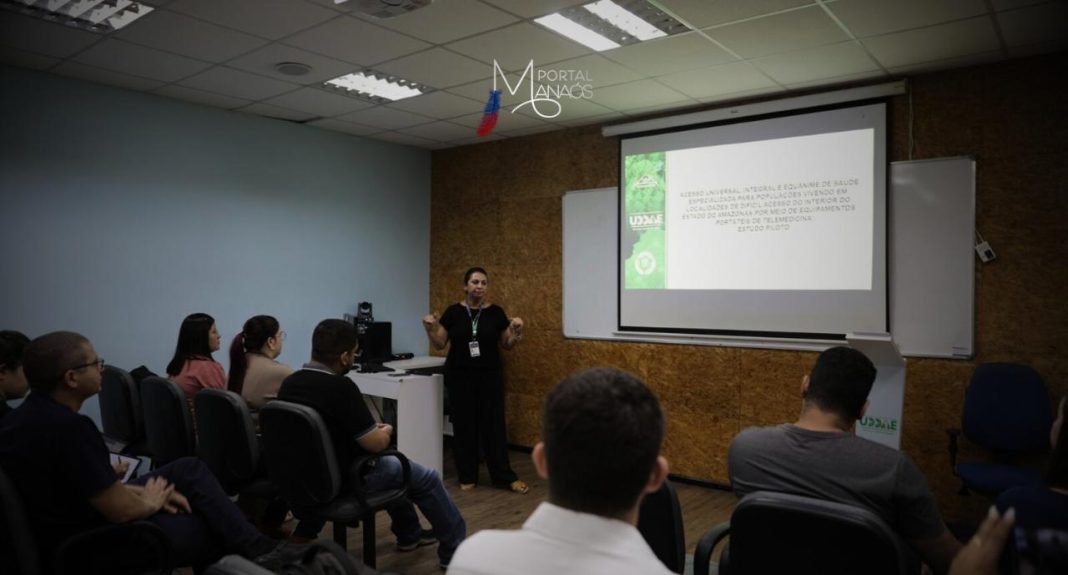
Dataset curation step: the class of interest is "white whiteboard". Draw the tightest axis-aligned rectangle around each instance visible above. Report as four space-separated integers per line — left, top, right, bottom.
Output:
562 157 975 358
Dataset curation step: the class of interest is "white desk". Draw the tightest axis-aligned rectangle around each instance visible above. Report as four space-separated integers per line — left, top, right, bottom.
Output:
347 356 446 476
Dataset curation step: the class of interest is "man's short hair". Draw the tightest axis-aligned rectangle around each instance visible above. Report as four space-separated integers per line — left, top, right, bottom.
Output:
0 330 30 372
542 367 664 518
23 331 91 394
805 346 877 421
311 319 358 365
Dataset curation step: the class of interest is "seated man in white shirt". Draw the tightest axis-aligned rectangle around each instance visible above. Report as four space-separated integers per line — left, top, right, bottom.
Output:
448 367 675 575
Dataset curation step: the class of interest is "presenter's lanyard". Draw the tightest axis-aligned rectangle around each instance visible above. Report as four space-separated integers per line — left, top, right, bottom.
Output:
465 303 484 341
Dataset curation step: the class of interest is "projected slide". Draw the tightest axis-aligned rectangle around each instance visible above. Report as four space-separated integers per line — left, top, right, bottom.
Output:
623 129 874 291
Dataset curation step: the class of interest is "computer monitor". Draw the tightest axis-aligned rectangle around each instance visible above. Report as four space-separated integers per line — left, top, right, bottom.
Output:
357 321 392 364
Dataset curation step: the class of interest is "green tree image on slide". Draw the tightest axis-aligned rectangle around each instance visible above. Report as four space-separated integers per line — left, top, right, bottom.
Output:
624 152 666 289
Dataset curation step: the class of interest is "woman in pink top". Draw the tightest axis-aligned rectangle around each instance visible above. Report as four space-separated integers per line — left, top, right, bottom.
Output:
228 315 293 413
166 312 225 403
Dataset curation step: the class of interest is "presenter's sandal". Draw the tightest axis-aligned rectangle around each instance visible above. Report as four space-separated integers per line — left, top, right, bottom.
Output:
509 480 530 494
460 483 477 491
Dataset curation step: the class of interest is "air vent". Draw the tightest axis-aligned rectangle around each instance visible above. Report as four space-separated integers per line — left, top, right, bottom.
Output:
341 0 433 19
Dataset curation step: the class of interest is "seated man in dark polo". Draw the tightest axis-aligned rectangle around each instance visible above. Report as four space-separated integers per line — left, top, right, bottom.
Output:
0 331 295 569
0 330 30 418
278 319 466 568
729 346 962 574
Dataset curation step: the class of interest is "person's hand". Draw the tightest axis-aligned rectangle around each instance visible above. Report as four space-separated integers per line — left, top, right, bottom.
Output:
422 313 439 330
162 489 191 514
112 459 130 478
139 477 175 513
377 423 394 436
510 317 524 338
948 506 1015 575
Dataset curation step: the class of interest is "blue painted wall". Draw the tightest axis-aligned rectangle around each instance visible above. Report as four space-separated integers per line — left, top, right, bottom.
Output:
0 65 431 422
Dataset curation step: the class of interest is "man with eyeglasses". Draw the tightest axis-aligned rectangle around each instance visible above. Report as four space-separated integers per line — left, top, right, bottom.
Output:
0 331 305 570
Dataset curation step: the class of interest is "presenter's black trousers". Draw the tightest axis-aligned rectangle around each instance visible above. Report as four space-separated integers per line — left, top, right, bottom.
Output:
445 366 518 486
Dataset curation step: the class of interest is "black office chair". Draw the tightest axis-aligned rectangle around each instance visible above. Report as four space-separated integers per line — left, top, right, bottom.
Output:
259 401 410 569
637 479 686 574
0 464 171 575
947 363 1052 496
694 491 920 575
194 389 276 498
99 365 153 458
141 376 196 465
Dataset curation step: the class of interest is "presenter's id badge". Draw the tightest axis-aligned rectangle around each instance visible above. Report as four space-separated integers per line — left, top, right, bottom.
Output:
468 341 481 358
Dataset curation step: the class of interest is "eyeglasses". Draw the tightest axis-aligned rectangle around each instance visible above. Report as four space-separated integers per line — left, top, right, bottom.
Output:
274 330 286 342
69 358 105 372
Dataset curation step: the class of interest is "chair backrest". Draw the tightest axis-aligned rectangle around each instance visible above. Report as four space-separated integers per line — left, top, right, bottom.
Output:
963 363 1051 453
194 389 260 494
725 491 916 575
140 376 196 464
259 401 343 510
0 464 42 575
637 479 686 574
100 366 145 444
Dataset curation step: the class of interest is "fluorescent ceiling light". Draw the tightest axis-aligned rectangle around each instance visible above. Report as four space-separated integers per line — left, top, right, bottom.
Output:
4 0 153 32
585 0 665 41
324 70 426 103
534 13 621 52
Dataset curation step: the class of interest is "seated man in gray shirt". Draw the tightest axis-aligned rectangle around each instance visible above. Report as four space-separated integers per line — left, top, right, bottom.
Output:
729 346 962 575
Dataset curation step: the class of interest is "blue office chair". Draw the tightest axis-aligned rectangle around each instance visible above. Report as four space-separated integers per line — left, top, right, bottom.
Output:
947 363 1052 496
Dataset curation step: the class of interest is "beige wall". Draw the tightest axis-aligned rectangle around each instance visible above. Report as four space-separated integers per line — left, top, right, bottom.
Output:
429 52 1068 521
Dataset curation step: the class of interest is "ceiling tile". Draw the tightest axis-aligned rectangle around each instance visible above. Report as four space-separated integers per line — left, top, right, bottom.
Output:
73 39 210 83
554 111 627 127
752 41 882 85
450 110 553 132
264 87 374 117
335 106 435 130
479 0 588 18
154 85 253 110
885 49 1005 75
997 2 1068 47
863 16 1002 69
446 22 592 70
602 31 736 77
656 61 779 99
545 54 644 88
0 11 101 58
696 85 786 104
398 120 473 142
386 90 485 119
784 68 889 89
166 0 338 40
114 10 268 63
282 15 430 66
659 0 813 29
706 5 849 59
179 66 300 100
238 102 318 122
374 48 490 89
0 45 59 70
306 118 382 136
585 79 692 110
51 62 165 92
367 131 438 149
827 0 989 38
991 0 1049 10
375 0 518 44
226 43 359 84
1006 38 1068 58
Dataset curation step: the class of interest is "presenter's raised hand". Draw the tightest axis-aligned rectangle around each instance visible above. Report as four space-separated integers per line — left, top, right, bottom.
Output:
510 317 524 338
422 313 439 330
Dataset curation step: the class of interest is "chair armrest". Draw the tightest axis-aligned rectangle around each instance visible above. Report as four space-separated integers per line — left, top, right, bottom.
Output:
946 428 961 476
693 521 731 575
53 520 172 575
348 449 411 506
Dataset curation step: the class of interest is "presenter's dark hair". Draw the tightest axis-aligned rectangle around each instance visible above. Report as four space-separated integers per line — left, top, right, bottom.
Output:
228 315 280 394
463 267 488 284
1047 397 1068 488
166 313 216 376
23 331 91 394
805 346 876 421
311 319 358 364
542 367 663 518
0 330 30 372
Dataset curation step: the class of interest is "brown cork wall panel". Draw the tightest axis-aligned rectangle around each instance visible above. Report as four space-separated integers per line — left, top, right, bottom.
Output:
431 53 1068 523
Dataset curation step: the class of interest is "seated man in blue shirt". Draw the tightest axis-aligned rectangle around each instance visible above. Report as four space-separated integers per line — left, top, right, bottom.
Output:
278 319 466 568
0 331 297 570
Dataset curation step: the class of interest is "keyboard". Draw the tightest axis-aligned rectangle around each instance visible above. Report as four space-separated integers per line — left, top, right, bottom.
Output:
357 363 394 374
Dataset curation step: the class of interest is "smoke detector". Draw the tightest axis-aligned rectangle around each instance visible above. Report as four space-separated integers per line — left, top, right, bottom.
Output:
336 0 434 19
